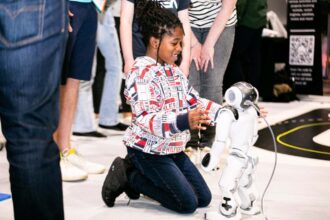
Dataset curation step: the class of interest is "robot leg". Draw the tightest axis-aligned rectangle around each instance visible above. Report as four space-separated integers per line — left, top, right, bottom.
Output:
218 148 248 219
237 152 260 215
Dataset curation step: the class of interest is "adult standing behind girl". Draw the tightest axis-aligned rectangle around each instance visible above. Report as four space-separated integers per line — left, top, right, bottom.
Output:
101 0 225 213
120 0 191 76
186 0 237 162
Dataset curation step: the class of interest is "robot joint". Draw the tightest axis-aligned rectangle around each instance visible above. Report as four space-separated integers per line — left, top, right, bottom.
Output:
222 197 233 211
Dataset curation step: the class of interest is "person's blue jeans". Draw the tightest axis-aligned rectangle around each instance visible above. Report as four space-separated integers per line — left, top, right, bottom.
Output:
98 9 122 126
73 9 122 132
127 147 211 214
0 0 67 219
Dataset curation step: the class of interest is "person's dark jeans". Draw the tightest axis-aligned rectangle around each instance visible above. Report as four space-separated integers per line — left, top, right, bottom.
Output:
186 130 200 149
223 26 264 92
127 147 211 214
187 126 216 149
200 125 216 148
0 0 67 219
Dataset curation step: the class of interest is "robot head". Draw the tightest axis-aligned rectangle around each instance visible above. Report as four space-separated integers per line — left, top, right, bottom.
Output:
224 82 259 109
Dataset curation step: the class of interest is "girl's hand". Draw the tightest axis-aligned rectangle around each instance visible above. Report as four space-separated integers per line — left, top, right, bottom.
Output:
188 107 211 130
199 44 214 72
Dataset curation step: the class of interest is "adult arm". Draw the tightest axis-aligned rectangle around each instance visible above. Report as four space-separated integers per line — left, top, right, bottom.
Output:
200 0 237 72
120 0 135 75
178 9 191 77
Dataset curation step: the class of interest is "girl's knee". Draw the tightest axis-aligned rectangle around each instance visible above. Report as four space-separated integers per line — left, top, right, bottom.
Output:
198 191 212 208
178 200 198 214
178 188 212 213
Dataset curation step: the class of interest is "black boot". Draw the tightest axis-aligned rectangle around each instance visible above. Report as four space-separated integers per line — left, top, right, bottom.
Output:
102 157 128 207
124 155 140 200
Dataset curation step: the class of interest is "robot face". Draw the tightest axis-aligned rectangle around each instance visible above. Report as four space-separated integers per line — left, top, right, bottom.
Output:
224 82 259 109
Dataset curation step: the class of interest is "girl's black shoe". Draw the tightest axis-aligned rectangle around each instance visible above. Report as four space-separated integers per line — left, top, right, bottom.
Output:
101 157 127 207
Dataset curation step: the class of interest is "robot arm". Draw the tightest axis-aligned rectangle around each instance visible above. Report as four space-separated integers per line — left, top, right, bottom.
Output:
250 107 259 146
201 107 237 172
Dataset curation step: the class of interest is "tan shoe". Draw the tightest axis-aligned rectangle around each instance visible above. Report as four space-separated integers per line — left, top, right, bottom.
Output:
63 148 106 174
60 158 88 182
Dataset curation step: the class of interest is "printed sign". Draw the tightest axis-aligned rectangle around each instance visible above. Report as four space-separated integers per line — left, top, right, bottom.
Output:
287 0 323 95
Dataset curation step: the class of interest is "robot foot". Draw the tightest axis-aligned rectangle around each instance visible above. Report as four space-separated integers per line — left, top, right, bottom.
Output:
204 211 242 220
240 206 261 216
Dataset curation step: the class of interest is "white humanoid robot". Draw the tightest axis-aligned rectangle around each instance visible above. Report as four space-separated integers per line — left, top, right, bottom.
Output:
202 82 261 220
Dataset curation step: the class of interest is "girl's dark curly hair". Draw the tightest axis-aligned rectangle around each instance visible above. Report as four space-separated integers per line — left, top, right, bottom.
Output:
135 0 184 46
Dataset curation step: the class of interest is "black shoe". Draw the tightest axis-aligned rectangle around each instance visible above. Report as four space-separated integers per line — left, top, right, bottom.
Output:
72 131 107 138
124 185 140 200
102 157 128 207
123 155 140 200
0 142 5 151
99 123 129 131
101 156 140 207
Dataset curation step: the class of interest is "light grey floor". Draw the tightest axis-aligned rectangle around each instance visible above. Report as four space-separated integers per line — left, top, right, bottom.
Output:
1 99 330 220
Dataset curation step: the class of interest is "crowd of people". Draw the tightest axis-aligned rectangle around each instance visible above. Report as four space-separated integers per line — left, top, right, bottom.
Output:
0 0 267 219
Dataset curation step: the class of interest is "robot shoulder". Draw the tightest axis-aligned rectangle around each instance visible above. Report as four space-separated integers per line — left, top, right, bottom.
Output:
246 105 260 117
219 105 239 120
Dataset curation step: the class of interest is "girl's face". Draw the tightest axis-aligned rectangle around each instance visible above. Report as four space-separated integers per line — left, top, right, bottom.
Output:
157 26 183 65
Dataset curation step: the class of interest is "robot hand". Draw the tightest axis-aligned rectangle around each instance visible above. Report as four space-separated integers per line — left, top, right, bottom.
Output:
201 141 224 172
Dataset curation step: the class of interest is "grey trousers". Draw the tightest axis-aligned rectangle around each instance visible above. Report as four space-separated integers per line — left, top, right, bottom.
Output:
188 26 235 147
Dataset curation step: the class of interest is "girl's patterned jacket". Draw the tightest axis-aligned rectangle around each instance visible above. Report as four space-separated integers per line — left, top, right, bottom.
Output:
123 56 223 155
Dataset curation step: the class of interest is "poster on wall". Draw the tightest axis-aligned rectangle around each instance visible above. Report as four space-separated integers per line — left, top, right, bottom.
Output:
320 1 330 95
287 0 323 95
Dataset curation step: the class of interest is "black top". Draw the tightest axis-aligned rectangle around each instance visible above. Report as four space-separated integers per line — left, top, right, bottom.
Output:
127 0 190 58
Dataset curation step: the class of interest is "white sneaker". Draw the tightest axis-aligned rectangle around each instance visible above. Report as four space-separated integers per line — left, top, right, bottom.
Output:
64 148 106 174
60 158 88 182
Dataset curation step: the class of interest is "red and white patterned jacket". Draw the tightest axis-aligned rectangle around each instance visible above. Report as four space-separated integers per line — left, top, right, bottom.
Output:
123 56 222 155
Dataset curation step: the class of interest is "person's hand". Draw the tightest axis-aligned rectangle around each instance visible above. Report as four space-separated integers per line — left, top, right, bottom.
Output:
188 107 211 130
190 42 202 71
258 106 268 118
124 59 135 76
199 44 214 72
68 10 74 32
